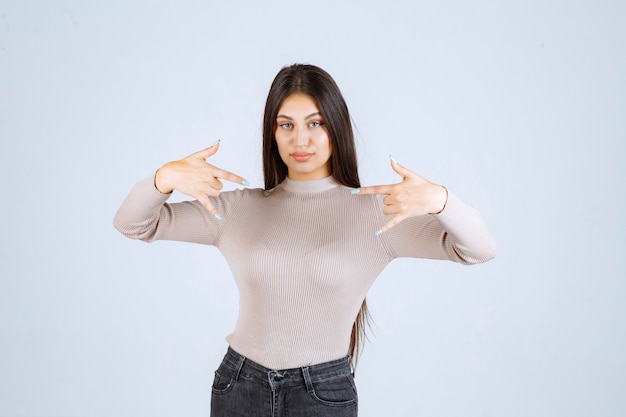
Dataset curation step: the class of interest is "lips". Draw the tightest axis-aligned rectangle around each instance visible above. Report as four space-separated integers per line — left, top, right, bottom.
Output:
291 152 313 162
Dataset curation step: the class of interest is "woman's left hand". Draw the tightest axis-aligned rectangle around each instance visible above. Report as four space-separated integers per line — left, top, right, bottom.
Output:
356 158 448 234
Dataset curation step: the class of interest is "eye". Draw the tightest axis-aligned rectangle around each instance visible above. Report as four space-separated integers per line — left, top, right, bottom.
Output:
309 121 323 128
279 122 293 129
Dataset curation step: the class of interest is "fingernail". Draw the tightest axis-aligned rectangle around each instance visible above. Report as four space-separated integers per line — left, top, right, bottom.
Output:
242 180 250 187
389 155 398 164
212 139 221 147
214 213 222 220
351 189 360 195
374 229 383 236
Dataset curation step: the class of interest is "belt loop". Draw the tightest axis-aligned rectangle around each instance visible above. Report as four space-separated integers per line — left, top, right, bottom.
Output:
234 352 245 382
301 366 314 394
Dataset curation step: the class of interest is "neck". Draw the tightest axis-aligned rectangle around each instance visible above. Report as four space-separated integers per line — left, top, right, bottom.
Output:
280 176 338 193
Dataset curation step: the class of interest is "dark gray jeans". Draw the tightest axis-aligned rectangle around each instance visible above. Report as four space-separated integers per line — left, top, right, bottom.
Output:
211 347 358 417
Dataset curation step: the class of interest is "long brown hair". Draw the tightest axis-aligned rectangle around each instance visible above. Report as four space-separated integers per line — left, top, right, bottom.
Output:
262 63 370 366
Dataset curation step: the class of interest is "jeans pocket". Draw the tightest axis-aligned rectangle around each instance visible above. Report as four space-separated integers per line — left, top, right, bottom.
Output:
211 363 237 395
309 374 358 407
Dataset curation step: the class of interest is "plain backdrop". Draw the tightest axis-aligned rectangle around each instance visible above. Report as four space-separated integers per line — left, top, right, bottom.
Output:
1 1 624 416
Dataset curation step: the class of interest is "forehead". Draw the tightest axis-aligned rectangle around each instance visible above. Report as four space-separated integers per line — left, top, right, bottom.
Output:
277 93 320 116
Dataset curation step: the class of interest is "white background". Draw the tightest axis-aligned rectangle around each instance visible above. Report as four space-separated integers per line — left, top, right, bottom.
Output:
1 1 624 416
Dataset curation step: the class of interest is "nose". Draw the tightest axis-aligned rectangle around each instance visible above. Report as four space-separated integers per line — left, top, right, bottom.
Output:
295 126 309 148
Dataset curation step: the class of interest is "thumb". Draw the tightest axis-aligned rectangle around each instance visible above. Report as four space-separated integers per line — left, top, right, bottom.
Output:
389 155 412 179
194 139 221 160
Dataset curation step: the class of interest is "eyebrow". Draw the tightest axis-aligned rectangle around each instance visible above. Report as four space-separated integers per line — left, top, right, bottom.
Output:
276 112 322 120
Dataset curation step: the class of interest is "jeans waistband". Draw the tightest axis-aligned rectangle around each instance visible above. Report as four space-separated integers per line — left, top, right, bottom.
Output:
221 346 352 390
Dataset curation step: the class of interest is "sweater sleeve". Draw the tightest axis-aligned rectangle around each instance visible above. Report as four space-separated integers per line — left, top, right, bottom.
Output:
112 175 243 245
382 191 497 265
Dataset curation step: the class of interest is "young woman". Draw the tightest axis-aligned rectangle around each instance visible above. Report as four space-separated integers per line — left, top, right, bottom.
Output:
113 63 497 416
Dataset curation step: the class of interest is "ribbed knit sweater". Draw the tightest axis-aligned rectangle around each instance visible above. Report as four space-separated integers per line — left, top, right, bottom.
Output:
113 175 496 369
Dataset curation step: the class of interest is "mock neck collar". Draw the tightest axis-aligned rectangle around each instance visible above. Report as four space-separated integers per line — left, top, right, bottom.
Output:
280 176 339 194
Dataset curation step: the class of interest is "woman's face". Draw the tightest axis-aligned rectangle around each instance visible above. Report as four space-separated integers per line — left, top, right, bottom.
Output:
275 93 332 180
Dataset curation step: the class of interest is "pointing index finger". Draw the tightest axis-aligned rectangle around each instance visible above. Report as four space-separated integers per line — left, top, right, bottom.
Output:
355 184 394 196
212 167 250 187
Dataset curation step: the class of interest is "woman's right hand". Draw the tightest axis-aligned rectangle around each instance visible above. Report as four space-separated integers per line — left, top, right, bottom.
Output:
154 141 249 218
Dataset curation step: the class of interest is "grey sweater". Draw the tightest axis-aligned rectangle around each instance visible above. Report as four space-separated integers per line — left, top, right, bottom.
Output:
113 175 496 369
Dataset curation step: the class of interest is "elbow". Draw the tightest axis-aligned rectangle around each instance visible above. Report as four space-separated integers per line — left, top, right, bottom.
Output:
112 210 131 237
112 212 124 235
112 215 136 240
457 239 498 266
112 212 153 242
475 244 498 264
